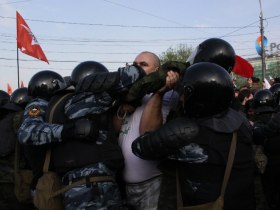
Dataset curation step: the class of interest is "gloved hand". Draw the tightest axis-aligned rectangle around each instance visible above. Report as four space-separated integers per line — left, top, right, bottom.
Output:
118 64 146 88
61 118 98 142
123 70 166 102
161 61 189 76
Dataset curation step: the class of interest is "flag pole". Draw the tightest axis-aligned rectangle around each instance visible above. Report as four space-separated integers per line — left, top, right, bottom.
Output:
16 46 20 88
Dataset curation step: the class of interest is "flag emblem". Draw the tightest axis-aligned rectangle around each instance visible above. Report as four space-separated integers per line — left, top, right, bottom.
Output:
28 105 41 117
16 11 49 63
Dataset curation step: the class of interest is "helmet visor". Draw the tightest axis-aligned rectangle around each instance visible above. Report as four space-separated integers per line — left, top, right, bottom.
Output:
186 46 199 65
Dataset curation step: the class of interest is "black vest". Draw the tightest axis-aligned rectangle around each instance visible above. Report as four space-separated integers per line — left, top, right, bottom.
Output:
46 92 124 175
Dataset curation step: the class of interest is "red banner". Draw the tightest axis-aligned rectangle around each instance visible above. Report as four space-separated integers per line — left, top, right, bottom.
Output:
7 83 12 95
232 55 254 78
16 11 49 63
20 80 24 88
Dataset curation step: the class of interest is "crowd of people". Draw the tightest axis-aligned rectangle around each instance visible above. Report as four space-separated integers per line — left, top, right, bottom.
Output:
1 37 280 210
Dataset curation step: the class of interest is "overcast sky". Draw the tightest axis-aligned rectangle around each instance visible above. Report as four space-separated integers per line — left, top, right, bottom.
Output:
0 0 280 92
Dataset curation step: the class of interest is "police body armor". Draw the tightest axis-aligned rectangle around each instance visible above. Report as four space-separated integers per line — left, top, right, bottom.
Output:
45 91 124 175
0 113 17 157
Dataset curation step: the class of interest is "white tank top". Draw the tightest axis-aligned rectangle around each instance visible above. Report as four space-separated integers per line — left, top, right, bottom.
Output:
118 91 177 183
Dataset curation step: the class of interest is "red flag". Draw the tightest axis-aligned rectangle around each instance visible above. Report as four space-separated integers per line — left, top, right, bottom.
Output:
20 80 24 88
232 55 254 78
7 83 12 95
16 11 49 63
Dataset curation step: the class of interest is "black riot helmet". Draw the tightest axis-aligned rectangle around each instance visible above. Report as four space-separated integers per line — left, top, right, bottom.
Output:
0 90 10 106
269 83 280 107
253 89 274 114
28 70 67 100
186 38 236 73
71 61 109 86
182 62 234 118
10 87 31 107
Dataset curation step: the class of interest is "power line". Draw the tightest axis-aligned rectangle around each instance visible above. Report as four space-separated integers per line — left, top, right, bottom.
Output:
0 15 259 29
266 14 280 20
0 46 256 54
0 0 31 5
219 14 280 38
220 20 259 38
0 48 141 54
0 57 128 63
0 31 261 44
103 0 191 27
0 64 71 71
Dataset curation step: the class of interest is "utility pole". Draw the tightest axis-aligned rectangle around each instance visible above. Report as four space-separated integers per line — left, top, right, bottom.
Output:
259 0 266 83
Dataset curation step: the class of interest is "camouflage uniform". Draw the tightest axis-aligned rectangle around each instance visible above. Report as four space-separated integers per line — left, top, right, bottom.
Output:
58 90 129 209
18 66 155 210
62 163 127 210
18 98 63 146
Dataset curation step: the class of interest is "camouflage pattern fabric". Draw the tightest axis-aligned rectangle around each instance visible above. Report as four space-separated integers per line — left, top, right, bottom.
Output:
62 163 129 210
125 61 189 102
75 65 145 96
161 60 189 76
64 65 148 119
254 145 268 174
18 98 63 145
117 65 145 90
124 70 166 103
64 92 114 119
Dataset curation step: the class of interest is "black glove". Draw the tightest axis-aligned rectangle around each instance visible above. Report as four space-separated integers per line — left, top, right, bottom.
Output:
118 64 146 88
61 118 98 141
161 61 189 76
104 65 146 99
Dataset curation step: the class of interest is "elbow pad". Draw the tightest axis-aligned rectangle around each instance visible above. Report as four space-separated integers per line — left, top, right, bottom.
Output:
75 72 120 93
132 117 199 160
75 65 145 96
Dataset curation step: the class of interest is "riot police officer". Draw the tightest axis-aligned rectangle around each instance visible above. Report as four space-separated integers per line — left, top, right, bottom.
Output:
269 83 280 112
252 89 280 210
47 61 135 210
186 37 236 73
18 61 166 210
0 90 10 119
132 62 256 210
0 90 9 107
0 87 33 210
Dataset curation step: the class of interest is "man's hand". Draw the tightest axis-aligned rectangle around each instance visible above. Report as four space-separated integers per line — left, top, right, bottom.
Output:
123 70 166 102
157 70 180 95
161 61 189 76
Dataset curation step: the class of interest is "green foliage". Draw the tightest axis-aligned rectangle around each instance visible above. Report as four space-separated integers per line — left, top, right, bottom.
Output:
159 44 193 63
